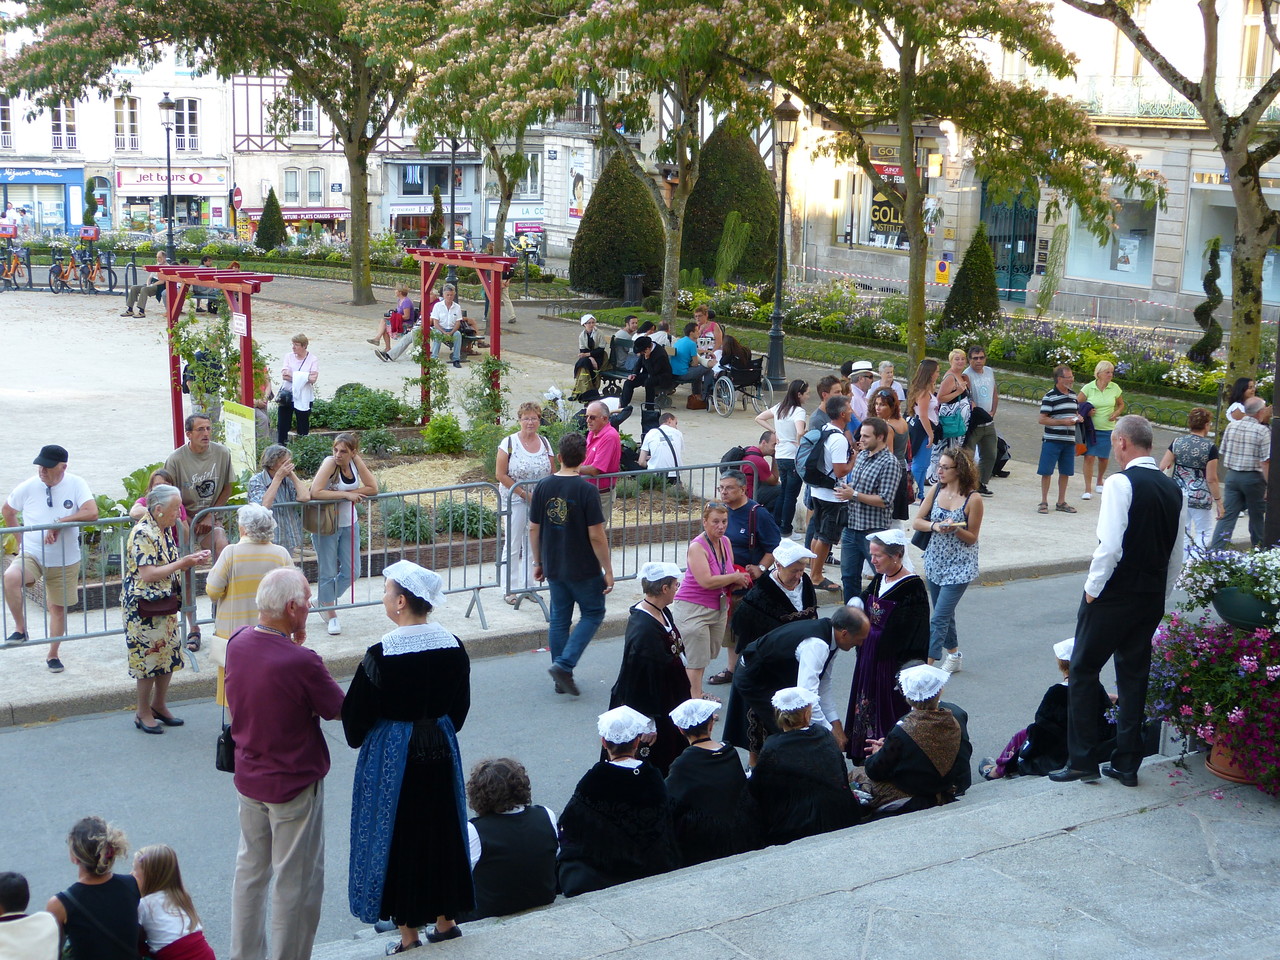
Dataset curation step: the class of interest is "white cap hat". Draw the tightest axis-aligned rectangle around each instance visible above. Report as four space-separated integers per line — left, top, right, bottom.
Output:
866 528 915 573
898 664 948 702
597 705 656 743
580 313 597 326
771 686 819 712
669 698 719 730
639 561 682 582
382 560 446 608
773 539 816 567
1053 637 1075 661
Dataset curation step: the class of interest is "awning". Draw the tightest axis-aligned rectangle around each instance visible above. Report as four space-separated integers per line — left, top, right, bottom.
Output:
240 206 352 221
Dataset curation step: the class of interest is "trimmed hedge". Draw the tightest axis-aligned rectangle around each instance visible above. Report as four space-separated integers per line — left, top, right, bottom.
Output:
569 152 664 297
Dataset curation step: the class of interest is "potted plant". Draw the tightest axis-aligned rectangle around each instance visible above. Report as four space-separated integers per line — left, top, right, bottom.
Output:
1148 611 1280 793
1175 546 1280 632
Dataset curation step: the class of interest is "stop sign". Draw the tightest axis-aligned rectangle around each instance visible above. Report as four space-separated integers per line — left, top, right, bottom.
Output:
232 186 243 211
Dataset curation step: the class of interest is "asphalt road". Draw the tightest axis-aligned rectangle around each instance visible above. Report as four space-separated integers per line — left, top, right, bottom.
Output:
2 571 1122 956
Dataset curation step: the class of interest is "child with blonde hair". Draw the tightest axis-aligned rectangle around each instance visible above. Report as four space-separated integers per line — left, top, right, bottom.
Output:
133 844 215 959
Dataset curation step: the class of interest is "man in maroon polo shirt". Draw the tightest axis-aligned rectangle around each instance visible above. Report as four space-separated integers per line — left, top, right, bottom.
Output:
225 568 345 960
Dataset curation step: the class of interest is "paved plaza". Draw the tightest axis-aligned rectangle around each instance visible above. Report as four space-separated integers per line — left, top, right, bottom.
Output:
1 280 1274 959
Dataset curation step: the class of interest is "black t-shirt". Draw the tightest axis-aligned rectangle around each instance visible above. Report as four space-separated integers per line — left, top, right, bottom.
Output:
56 875 140 960
529 473 605 581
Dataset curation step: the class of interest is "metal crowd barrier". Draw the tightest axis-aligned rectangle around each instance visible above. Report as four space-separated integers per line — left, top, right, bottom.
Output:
0 515 136 650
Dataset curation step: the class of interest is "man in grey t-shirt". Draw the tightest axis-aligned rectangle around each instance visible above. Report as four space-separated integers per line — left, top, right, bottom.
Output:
962 344 998 495
165 413 234 559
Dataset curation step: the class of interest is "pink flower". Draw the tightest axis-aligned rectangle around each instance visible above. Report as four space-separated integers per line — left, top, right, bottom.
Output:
1267 665 1280 682
1203 702 1214 715
1180 705 1194 716
1240 656 1259 672
1181 685 1192 693
1229 707 1246 724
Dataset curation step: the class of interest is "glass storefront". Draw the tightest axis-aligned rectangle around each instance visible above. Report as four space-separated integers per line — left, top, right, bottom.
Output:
1066 190 1158 286
1182 180 1280 302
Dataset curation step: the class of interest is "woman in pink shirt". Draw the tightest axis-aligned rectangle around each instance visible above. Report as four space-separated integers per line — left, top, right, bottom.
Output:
670 502 752 701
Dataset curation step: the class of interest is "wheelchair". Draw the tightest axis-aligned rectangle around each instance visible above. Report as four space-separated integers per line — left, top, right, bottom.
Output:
711 356 774 417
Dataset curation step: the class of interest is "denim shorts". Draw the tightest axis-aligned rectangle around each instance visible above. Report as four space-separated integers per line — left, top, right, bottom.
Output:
1037 440 1075 477
1086 429 1112 458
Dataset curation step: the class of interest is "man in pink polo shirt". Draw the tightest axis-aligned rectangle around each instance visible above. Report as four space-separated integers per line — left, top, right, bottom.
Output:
225 568 345 960
578 400 622 523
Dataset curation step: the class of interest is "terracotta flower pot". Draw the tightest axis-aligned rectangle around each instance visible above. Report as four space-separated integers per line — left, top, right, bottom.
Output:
1210 586 1279 631
1205 739 1258 786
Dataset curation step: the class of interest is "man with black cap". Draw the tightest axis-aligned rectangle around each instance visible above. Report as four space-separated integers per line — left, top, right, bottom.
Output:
2 445 98 672
619 335 673 409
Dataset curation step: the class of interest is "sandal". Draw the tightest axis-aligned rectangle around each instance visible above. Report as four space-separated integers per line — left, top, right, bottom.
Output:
185 628 202 652
815 578 842 593
504 594 519 605
1037 502 1048 514
979 757 999 780
1055 502 1078 514
699 693 723 704
706 669 733 686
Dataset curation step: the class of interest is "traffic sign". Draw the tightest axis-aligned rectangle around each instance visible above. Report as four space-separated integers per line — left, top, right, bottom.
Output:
231 187 243 211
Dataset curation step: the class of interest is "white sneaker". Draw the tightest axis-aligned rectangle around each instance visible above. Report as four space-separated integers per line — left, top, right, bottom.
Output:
1096 478 1105 488
942 652 963 674
1081 492 1092 500
327 618 341 636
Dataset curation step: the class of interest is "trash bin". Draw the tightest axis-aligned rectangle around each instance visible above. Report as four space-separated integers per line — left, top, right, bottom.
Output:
623 273 645 305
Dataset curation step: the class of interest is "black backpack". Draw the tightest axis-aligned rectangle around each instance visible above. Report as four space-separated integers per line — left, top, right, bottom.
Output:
721 445 747 464
799 425 841 489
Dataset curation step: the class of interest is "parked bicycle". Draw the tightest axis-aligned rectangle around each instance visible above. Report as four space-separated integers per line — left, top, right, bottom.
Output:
48 251 79 293
79 250 117 294
1 245 27 291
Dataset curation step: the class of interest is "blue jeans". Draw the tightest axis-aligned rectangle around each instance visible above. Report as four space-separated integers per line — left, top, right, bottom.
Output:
774 459 803 534
840 528 876 602
925 577 969 660
315 522 359 610
432 329 463 362
911 439 931 500
548 574 607 673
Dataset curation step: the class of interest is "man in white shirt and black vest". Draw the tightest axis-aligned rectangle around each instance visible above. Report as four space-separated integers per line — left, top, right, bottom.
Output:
1051 415 1184 788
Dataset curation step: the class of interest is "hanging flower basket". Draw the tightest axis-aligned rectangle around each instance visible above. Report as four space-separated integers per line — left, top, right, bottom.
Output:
1212 586 1280 632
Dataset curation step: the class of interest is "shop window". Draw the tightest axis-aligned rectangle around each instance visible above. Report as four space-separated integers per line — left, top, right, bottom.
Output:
114 97 140 151
283 168 300 205
174 99 199 151
1182 186 1280 304
517 152 541 198
0 96 10 149
51 103 76 151
402 164 424 196
1065 191 1157 285
307 168 323 204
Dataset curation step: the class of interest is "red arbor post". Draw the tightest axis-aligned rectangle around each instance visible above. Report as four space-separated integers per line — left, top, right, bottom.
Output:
405 249 517 422
147 264 275 448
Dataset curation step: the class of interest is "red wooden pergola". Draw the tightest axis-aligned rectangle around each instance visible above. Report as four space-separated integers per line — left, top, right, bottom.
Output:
405 249 517 421
147 264 275 448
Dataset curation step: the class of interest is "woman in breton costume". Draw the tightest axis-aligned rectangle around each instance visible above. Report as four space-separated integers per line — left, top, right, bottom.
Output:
343 561 473 953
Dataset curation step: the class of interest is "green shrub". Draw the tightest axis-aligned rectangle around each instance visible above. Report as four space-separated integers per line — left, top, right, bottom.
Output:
120 462 165 504
137 241 154 254
434 499 497 538
422 413 466 454
398 435 430 456
326 251 344 263
941 223 1001 330
309 385 407 430
360 428 398 456
569 152 664 297
382 503 434 543
681 122 779 282
256 188 287 251
465 421 507 479
641 295 662 314
287 434 334 475
201 243 220 258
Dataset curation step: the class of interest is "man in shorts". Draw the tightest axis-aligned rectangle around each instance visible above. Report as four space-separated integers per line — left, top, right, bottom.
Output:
2 445 99 672
165 413 234 559
805 395 854 592
1037 365 1084 515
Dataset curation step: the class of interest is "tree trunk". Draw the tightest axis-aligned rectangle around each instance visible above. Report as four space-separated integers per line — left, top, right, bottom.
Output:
660 206 683 326
343 140 376 306
1226 153 1270 381
898 46 927 371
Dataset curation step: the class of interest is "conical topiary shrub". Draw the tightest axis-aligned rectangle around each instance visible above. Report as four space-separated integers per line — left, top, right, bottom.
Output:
255 187 287 251
681 122 778 282
569 152 664 298
941 222 1002 329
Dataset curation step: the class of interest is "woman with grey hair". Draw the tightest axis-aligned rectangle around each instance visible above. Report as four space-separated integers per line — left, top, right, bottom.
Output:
247 443 311 557
430 283 464 367
205 504 295 707
122 484 211 733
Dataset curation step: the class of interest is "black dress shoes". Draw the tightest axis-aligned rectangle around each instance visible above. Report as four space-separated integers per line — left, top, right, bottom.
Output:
1101 763 1138 787
426 926 462 944
1048 766 1100 783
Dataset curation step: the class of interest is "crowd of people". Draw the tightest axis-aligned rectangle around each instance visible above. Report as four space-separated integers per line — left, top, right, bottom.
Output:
0 301 1268 956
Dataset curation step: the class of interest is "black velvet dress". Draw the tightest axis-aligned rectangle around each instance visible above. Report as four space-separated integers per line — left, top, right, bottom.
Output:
343 627 473 926
557 760 681 897
607 604 692 775
665 743 761 866
749 725 861 845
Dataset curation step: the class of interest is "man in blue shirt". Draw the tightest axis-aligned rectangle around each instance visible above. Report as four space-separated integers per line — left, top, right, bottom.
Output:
671 322 715 400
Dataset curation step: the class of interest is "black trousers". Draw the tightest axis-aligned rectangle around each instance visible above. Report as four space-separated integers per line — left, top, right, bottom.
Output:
277 402 310 445
1068 589 1164 774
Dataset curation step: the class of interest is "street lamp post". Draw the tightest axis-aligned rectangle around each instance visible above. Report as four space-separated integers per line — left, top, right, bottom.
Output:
158 92 176 262
446 136 458 285
766 94 801 389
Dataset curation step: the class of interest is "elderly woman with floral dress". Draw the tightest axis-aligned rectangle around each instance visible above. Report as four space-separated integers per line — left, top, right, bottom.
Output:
122 484 209 733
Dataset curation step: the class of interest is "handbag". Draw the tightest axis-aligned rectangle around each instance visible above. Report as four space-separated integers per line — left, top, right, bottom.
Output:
938 408 967 439
302 501 337 536
911 483 943 551
275 383 293 406
215 707 236 773
686 393 707 410
137 581 181 618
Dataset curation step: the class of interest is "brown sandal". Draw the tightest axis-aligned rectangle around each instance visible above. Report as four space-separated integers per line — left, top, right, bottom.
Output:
1055 502 1078 514
706 669 733 686
1037 502 1048 514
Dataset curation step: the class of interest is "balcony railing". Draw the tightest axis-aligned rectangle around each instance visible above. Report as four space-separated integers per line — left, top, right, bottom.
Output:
114 133 140 151
0 131 11 149
555 104 599 128
175 134 199 151
1035 74 1280 123
51 132 77 150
